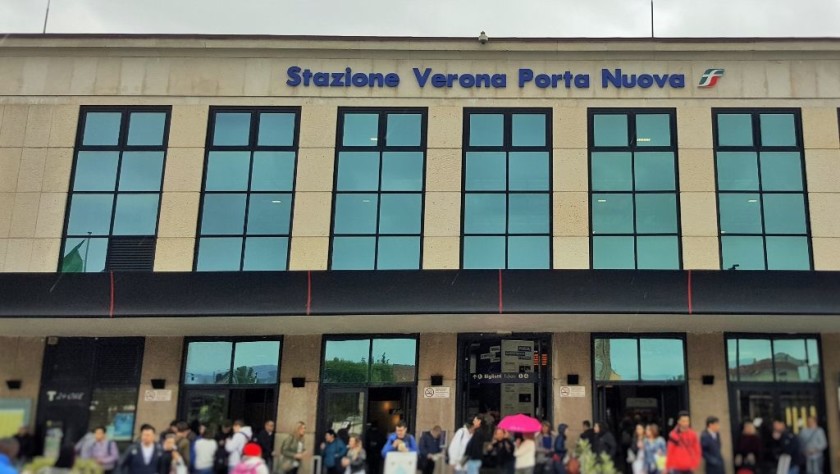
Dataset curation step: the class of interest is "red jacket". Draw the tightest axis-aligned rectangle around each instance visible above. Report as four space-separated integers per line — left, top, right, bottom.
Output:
666 427 701 472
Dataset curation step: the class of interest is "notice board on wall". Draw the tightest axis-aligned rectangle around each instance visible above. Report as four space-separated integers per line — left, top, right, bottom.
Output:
0 398 32 437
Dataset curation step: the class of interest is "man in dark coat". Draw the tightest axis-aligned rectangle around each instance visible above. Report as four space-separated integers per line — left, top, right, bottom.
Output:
255 420 276 471
700 416 724 474
119 424 166 474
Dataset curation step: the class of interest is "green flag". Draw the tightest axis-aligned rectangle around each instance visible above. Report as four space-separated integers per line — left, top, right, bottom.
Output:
61 240 86 273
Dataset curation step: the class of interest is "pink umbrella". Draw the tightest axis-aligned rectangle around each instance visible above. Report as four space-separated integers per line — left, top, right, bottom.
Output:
497 414 542 433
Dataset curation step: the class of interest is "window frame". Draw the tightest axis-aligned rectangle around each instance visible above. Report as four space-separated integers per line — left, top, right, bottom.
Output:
194 106 301 272
591 333 688 384
319 334 420 386
460 108 554 269
712 108 813 271
328 107 428 270
724 333 823 384
587 108 682 270
180 336 284 388
59 106 172 272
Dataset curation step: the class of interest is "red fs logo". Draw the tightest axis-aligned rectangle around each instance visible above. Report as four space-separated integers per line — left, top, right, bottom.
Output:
698 68 725 88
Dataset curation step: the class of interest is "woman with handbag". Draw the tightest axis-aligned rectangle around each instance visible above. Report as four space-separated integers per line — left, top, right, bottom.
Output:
279 423 308 474
341 435 366 474
643 425 666 474
628 424 646 474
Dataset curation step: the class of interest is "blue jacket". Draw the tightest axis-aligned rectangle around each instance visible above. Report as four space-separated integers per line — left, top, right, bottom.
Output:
381 433 417 458
419 432 442 459
700 431 724 474
0 455 16 474
323 438 348 468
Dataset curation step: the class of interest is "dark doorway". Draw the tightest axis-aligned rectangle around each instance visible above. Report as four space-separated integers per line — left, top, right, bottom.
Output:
182 388 276 431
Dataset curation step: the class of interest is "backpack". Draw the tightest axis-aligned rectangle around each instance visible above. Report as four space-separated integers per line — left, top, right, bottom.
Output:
214 443 230 472
232 461 261 474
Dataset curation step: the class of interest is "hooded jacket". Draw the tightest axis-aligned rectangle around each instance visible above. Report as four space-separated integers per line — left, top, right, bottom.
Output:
554 425 568 458
227 427 254 467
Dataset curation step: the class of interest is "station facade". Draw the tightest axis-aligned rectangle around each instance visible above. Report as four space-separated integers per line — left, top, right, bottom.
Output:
0 35 839 473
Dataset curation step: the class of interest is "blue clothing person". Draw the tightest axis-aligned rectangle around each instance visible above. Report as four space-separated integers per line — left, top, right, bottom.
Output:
381 432 417 458
323 437 348 474
0 454 17 474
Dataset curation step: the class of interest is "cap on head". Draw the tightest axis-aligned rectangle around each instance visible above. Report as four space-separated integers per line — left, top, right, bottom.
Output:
243 443 262 458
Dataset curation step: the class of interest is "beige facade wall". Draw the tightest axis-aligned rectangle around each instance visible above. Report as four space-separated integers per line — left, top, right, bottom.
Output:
276 335 321 474
686 333 732 474
134 337 184 435
552 332 592 445
415 333 457 435
0 337 44 428
803 109 840 269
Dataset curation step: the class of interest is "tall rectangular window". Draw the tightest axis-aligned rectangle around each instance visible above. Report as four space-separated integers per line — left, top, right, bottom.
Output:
60 107 171 272
196 108 300 271
462 109 551 269
330 109 427 270
713 110 811 270
589 110 681 269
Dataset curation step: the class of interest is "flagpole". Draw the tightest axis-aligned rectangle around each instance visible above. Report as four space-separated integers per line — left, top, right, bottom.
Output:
83 232 91 272
650 0 655 38
42 0 51 34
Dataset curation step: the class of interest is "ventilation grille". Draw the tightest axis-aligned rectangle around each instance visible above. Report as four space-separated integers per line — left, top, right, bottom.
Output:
106 237 156 271
94 340 145 386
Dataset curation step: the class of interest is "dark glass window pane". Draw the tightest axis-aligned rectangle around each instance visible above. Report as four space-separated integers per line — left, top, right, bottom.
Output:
592 236 635 269
592 193 633 234
637 236 680 270
377 237 420 270
719 194 762 234
469 114 504 147
508 194 549 234
760 114 797 147
640 339 685 381
463 236 505 269
213 113 252 146
594 338 638 381
205 151 251 191
184 341 233 384
232 341 280 384
379 194 422 234
464 193 506 234
257 113 295 146
371 339 417 383
773 339 808 383
512 114 546 147
247 193 292 235
73 151 119 191
634 152 675 191
736 339 773 382
727 339 739 380
509 152 549 191
83 112 122 146
331 237 376 270
763 194 807 234
334 194 378 234
127 112 166 146
251 152 296 191
760 152 803 191
243 237 288 271
635 114 671 147
635 194 678 234
593 115 628 147
591 152 632 191
323 339 370 383
67 194 114 235
196 237 242 271
465 152 506 191
717 114 753 146
62 237 108 273
343 114 379 147
721 236 765 270
201 194 246 234
805 339 821 382
118 152 164 191
112 194 159 235
337 152 380 191
386 114 421 147
717 152 759 191
508 236 550 269
381 152 423 192
766 237 810 270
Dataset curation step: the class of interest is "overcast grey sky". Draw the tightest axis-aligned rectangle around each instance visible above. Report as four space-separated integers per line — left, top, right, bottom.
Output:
1 0 839 37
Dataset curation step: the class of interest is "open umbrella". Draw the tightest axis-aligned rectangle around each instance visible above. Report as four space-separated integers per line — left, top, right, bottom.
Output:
497 414 542 433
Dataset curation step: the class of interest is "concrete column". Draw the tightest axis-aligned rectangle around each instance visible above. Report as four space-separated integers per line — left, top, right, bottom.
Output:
276 335 322 474
0 337 45 428
134 337 183 435
423 106 462 270
415 333 457 435
820 333 840 474
553 332 592 444
552 106 589 269
686 333 732 474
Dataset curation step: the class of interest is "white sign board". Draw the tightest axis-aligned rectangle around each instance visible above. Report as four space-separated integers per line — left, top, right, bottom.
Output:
423 387 451 399
385 451 418 474
144 389 172 402
558 386 586 398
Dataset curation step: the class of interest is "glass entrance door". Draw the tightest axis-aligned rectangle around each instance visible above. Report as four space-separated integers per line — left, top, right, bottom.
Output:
730 386 822 435
321 389 366 437
182 390 228 430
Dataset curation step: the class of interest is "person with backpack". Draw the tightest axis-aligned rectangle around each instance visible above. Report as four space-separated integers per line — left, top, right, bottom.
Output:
194 427 219 474
552 424 568 474
226 421 253 472
232 443 270 474
119 424 165 474
448 417 479 474
174 422 193 470
78 426 120 474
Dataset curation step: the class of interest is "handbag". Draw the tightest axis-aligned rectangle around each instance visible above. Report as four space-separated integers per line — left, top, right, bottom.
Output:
655 455 667 472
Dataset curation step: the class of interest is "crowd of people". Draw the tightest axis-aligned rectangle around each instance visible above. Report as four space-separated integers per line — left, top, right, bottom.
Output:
0 413 828 474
